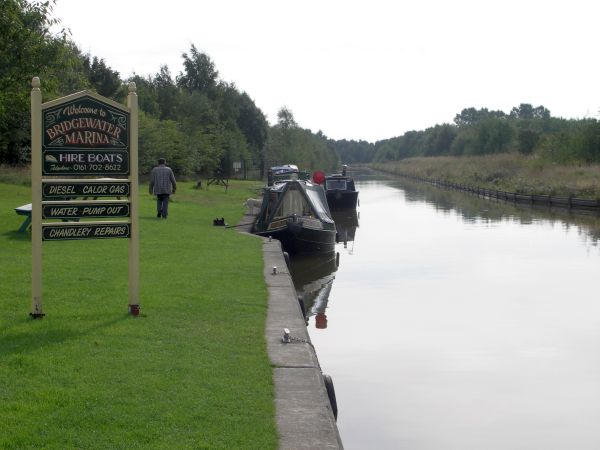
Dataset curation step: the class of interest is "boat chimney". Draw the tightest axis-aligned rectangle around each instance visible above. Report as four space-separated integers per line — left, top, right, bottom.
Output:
342 165 347 176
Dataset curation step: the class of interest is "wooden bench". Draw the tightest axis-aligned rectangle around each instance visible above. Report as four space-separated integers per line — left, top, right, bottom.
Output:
207 176 229 191
15 203 32 233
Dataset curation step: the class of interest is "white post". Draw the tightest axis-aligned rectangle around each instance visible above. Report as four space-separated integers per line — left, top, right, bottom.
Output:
127 82 140 314
30 77 43 318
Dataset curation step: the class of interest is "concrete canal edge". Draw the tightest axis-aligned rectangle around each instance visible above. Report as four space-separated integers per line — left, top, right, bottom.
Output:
236 213 344 449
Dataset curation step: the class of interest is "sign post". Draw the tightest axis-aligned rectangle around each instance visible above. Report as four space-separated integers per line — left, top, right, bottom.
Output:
30 79 139 317
127 82 140 313
31 78 43 318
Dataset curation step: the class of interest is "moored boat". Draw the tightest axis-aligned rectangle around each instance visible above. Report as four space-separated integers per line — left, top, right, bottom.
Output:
324 165 359 210
253 167 336 254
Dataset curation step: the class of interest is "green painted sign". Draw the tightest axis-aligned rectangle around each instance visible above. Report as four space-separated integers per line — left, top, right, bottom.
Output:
42 202 130 219
42 181 130 198
42 223 130 241
42 95 130 176
42 149 128 175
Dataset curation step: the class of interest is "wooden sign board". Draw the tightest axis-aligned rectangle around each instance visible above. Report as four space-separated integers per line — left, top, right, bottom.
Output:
31 81 140 317
42 201 130 219
42 94 130 176
42 222 131 241
42 180 130 198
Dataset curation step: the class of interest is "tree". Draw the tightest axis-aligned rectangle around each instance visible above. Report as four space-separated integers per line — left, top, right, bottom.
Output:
510 103 535 120
331 139 375 164
517 129 540 155
423 124 457 156
176 45 218 95
236 92 268 159
154 65 179 120
266 108 338 172
454 107 482 127
573 120 600 163
454 107 506 127
138 112 191 175
82 55 123 100
0 0 68 163
128 74 159 117
277 107 297 129
510 103 550 121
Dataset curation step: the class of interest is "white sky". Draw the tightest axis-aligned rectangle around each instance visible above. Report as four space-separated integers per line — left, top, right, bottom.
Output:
52 0 600 143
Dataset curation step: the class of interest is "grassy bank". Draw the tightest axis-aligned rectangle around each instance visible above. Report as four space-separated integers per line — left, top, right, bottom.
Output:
372 154 600 199
0 180 277 449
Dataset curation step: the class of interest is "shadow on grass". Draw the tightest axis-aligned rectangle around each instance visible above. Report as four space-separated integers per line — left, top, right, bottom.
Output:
2 229 30 241
140 215 161 222
0 314 128 356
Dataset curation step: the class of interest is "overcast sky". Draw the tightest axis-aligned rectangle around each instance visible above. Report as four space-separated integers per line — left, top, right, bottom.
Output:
52 0 600 143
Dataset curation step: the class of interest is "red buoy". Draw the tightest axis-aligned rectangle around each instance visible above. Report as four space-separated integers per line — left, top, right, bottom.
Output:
312 170 326 185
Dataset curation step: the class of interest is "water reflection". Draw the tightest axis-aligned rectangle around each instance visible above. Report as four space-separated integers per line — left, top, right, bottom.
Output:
394 177 600 245
289 252 338 329
306 167 600 450
289 209 359 329
333 210 359 252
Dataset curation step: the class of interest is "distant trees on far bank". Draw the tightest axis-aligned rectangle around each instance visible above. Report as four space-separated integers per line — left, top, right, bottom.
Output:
371 104 600 165
330 104 600 166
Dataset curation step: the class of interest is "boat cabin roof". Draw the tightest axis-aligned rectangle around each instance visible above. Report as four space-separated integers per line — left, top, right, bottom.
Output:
271 164 298 175
324 174 356 191
258 179 334 226
269 164 310 183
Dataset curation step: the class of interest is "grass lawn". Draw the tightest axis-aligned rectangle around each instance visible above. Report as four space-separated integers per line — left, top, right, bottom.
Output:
0 179 277 449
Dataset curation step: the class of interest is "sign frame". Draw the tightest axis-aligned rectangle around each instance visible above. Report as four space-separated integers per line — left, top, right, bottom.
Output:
30 80 140 317
41 91 130 176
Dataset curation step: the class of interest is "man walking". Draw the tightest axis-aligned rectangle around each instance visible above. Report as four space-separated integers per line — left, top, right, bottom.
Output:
149 158 177 218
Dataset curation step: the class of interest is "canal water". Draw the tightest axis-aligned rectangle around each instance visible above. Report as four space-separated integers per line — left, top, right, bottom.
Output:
289 169 600 450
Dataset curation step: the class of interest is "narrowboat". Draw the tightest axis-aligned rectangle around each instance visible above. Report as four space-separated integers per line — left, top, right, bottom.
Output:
253 167 336 254
324 165 359 210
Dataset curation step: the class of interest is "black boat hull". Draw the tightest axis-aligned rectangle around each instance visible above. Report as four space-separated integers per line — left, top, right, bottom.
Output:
326 190 359 210
256 225 336 254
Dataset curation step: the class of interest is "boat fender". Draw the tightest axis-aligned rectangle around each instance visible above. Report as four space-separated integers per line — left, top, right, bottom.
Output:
323 374 338 420
283 251 290 269
297 296 307 324
336 252 340 267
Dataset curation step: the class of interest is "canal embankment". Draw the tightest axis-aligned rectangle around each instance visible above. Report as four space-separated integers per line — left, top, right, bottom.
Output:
384 173 600 212
372 154 600 200
236 212 343 449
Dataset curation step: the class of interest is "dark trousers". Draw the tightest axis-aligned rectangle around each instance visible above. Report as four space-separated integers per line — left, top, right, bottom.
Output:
157 194 170 218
